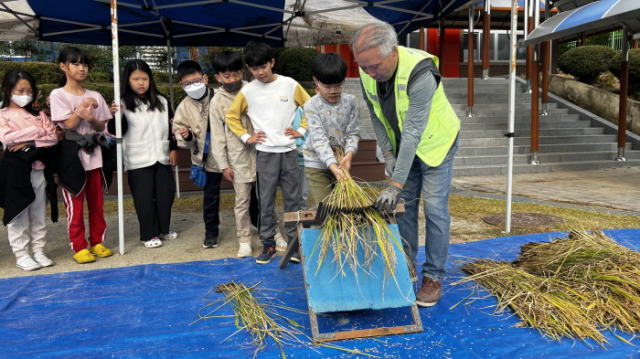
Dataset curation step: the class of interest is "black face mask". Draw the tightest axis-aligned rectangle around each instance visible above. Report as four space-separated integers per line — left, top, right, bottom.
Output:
221 80 242 93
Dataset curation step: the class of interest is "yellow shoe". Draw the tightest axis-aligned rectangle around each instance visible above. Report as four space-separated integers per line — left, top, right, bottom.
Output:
73 249 96 264
89 243 114 258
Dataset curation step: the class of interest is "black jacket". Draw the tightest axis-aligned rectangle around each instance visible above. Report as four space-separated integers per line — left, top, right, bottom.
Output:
0 147 59 225
57 130 113 197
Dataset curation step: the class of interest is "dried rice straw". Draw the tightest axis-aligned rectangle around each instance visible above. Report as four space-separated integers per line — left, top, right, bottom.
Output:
191 281 379 358
313 147 400 281
453 229 640 346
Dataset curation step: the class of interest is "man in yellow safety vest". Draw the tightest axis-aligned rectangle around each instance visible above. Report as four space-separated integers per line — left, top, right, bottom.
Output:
351 22 460 307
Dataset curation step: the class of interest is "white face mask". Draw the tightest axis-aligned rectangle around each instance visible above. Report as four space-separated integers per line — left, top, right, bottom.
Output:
184 82 207 99
11 94 32 108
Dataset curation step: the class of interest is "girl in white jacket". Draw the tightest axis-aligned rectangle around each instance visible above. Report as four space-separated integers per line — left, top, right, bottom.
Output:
112 60 178 248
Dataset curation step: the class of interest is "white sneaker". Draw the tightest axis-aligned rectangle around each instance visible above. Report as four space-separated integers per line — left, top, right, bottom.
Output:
33 252 54 267
16 255 42 271
159 231 178 240
275 233 288 252
237 243 252 258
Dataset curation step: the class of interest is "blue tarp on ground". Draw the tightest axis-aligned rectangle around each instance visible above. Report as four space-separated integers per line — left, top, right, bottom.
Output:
1 229 639 358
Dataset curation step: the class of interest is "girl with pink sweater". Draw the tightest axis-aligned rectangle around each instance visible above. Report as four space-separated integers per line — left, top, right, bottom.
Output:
0 69 58 271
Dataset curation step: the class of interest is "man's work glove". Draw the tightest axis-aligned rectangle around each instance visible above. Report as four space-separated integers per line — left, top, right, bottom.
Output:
383 151 396 176
374 184 403 212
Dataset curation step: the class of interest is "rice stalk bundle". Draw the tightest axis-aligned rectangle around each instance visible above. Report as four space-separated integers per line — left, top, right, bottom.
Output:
191 281 379 358
314 148 400 280
455 230 640 345
459 259 605 343
513 230 640 335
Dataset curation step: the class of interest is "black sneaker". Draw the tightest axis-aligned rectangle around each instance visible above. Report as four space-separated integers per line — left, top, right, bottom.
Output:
203 234 219 248
289 252 301 264
256 245 277 264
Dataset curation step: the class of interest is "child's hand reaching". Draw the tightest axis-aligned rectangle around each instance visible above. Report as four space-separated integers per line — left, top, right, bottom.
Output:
284 127 301 139
338 151 354 171
109 100 118 116
329 163 349 181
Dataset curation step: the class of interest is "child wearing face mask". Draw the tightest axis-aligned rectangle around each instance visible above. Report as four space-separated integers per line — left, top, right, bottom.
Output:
108 59 179 249
0 69 59 271
50 46 115 264
173 60 223 249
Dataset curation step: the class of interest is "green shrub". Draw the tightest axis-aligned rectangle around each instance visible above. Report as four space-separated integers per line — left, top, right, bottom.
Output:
36 83 185 110
558 45 618 84
275 47 320 82
608 48 640 95
153 71 179 84
0 61 60 85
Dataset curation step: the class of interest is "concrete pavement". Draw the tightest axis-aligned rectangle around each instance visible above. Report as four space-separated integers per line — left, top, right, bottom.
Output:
451 165 640 216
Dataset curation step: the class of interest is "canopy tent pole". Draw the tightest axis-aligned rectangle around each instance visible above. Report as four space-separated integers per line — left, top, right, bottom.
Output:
467 5 475 117
540 0 551 116
481 0 491 80
110 0 125 255
530 0 540 165
617 28 629 162
524 0 532 93
167 39 180 198
505 0 518 233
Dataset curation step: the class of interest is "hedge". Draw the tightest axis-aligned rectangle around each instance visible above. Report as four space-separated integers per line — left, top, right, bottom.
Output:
0 61 60 85
558 45 618 85
275 47 320 82
608 48 640 95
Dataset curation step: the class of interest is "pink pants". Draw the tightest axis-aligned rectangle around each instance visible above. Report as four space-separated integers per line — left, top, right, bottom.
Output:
62 169 106 252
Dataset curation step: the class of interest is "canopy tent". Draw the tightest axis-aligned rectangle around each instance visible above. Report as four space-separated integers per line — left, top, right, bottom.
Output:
0 0 477 47
0 0 477 254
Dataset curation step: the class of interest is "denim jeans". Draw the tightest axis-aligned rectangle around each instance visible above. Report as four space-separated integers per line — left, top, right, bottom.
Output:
398 135 458 282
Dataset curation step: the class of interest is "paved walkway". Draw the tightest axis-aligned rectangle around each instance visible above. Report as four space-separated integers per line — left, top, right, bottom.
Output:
451 165 640 216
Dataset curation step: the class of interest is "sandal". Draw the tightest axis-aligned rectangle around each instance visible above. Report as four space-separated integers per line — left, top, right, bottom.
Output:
143 237 163 248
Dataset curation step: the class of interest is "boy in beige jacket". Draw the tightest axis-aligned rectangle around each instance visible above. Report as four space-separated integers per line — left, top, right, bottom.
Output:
209 51 285 258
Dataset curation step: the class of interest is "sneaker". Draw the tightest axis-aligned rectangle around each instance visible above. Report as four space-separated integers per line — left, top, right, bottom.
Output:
33 252 54 267
16 255 42 271
159 231 178 240
203 234 219 248
415 276 442 307
89 243 114 258
289 252 301 264
73 249 96 264
275 233 288 251
255 245 277 264
237 243 252 258
143 237 163 248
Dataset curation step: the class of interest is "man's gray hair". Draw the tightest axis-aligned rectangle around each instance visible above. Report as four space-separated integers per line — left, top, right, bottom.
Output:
350 22 398 58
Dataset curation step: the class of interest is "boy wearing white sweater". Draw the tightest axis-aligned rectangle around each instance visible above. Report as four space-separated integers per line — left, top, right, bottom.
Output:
226 41 310 265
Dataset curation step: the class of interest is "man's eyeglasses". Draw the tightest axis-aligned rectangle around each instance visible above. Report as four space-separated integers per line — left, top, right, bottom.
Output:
180 77 204 88
316 82 344 93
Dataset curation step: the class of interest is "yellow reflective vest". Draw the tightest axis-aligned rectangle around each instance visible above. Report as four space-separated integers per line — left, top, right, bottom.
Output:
360 46 460 167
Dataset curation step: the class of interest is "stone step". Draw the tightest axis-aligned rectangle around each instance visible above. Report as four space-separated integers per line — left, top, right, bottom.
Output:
454 150 640 167
459 127 605 138
461 119 589 130
453 159 640 177
456 142 631 156
460 134 619 147
460 114 581 125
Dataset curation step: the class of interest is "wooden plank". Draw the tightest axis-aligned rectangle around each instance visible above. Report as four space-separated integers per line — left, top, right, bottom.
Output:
282 204 405 225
